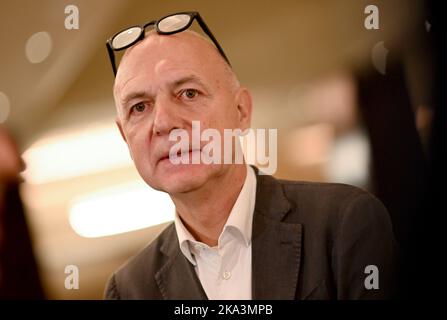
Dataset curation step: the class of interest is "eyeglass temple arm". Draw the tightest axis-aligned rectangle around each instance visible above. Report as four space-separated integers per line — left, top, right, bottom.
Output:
195 15 231 66
106 42 117 76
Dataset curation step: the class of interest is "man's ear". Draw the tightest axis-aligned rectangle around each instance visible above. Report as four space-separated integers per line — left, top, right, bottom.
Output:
235 87 253 131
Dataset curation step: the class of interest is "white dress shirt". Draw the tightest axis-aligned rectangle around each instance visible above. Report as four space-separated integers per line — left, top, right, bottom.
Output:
174 165 257 300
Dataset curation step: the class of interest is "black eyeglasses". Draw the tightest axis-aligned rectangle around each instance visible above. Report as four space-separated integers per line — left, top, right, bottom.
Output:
106 11 230 76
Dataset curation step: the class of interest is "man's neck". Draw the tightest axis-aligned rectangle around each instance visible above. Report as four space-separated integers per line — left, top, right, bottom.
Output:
170 164 247 247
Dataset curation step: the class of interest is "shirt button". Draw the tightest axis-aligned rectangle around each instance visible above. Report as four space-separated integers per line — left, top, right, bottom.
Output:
222 270 231 280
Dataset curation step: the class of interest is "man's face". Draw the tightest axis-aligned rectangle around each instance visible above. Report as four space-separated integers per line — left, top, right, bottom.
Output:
114 32 250 194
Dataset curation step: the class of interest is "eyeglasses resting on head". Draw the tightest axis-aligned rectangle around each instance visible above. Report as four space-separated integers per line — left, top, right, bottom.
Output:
106 11 231 76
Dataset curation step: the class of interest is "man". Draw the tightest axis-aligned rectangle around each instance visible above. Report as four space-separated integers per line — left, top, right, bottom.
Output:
104 12 396 299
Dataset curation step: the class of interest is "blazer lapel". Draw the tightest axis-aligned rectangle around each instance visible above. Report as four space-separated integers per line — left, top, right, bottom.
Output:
251 170 303 299
155 229 208 300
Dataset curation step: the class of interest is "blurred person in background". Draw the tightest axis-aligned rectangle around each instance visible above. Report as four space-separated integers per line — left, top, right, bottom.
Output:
0 126 44 299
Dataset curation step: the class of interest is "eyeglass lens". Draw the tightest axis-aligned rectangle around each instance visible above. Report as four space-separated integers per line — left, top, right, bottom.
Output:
112 27 142 49
157 14 191 33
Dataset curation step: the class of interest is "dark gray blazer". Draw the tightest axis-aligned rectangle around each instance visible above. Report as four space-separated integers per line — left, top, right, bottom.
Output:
104 168 396 299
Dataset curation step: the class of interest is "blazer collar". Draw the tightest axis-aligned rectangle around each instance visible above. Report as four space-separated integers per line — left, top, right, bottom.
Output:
156 226 208 299
251 167 303 299
251 166 291 220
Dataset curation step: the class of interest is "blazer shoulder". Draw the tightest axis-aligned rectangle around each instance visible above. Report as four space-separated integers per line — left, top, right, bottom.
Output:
273 178 391 232
278 179 385 213
104 222 177 299
278 178 372 199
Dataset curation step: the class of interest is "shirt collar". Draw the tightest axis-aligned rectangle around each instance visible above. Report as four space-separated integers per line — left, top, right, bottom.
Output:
221 165 256 247
174 165 257 265
174 210 197 265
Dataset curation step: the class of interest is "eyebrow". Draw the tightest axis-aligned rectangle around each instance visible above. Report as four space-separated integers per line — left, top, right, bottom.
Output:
170 75 209 91
119 75 210 110
120 91 149 110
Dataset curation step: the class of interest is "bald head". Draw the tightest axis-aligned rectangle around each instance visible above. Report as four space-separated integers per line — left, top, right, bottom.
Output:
119 30 231 75
114 30 239 113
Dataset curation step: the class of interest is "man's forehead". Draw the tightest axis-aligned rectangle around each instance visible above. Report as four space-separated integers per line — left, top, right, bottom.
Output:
114 30 221 93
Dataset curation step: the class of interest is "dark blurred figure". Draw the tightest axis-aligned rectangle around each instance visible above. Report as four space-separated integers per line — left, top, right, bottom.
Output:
357 60 426 299
356 0 445 299
419 0 446 299
0 126 45 299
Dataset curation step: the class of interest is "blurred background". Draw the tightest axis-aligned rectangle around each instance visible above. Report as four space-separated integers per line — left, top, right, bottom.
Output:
0 0 444 299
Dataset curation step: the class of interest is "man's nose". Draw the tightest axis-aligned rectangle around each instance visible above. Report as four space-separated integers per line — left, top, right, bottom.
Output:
151 96 181 136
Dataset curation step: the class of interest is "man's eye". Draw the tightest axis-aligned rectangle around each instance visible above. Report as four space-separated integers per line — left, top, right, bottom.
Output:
131 102 146 113
182 89 198 99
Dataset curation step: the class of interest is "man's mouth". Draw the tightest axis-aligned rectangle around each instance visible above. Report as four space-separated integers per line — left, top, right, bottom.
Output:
158 149 201 164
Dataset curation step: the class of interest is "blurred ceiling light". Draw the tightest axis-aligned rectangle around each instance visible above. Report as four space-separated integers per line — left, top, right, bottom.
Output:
326 129 370 188
69 180 174 238
22 124 132 184
25 31 53 64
